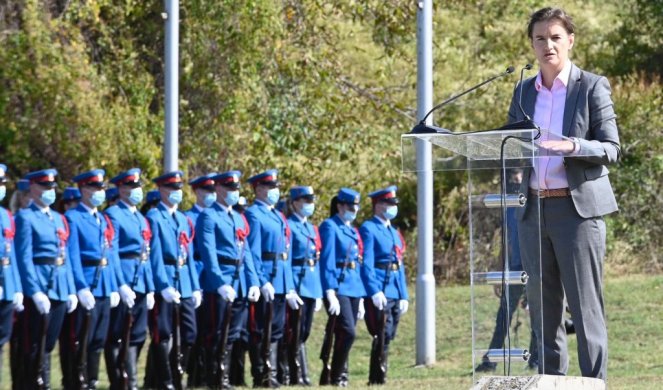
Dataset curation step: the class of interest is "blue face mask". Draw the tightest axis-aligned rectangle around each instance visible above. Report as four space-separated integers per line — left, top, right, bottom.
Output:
203 192 217 208
383 205 398 220
0 186 5 202
225 190 240 206
41 188 56 206
90 190 106 207
168 189 183 205
342 210 357 222
128 187 144 205
266 188 280 206
300 203 315 217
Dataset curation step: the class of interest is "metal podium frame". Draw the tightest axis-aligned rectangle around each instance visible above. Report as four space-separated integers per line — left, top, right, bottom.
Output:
401 127 603 381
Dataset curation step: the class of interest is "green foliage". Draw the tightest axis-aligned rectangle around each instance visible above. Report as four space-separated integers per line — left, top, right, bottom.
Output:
0 0 660 279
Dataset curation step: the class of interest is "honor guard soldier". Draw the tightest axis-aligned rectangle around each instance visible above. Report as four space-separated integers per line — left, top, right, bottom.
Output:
15 169 78 390
195 170 261 388
145 171 201 390
360 186 409 385
282 186 323 386
185 172 217 386
104 168 156 389
319 188 367 387
0 165 24 385
62 187 82 212
62 169 127 389
245 169 302 388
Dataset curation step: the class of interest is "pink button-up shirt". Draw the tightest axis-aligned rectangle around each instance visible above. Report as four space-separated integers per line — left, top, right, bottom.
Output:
529 60 572 190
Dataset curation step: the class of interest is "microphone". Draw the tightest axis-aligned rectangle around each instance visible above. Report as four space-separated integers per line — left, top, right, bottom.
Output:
499 64 537 130
411 66 515 134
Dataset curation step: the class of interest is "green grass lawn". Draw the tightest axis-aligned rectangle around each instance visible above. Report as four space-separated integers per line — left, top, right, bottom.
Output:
2 273 662 389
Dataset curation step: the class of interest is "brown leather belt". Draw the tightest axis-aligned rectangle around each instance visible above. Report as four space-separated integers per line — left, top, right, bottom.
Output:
529 187 571 198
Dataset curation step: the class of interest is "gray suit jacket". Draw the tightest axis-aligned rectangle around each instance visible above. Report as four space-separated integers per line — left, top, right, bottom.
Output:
508 64 621 219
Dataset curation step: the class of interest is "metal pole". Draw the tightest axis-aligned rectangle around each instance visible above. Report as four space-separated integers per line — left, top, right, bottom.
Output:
163 0 179 172
415 0 436 366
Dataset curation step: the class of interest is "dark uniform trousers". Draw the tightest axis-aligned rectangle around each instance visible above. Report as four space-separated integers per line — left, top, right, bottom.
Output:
201 292 249 387
365 298 401 383
20 299 67 390
0 301 15 384
144 296 197 389
248 294 286 387
325 295 360 387
60 297 111 389
279 296 316 386
105 293 148 390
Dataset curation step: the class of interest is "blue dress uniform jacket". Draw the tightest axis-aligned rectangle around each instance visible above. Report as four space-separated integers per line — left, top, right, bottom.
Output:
359 217 408 300
319 215 366 298
147 203 200 298
15 204 76 301
287 215 323 299
195 203 259 296
66 204 120 296
245 202 294 294
185 205 205 277
1 207 22 300
105 202 155 294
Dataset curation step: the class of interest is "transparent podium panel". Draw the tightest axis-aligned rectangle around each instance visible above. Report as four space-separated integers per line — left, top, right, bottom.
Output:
403 128 608 380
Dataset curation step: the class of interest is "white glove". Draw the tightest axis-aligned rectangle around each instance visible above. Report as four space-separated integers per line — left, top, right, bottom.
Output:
67 294 78 313
110 292 120 308
286 290 304 310
77 288 96 311
32 291 51 314
146 292 156 310
218 285 237 302
371 291 387 311
314 298 323 312
325 289 340 316
247 286 261 302
260 282 275 302
399 299 409 315
160 287 181 304
119 284 136 308
192 290 203 309
357 298 365 320
13 292 24 312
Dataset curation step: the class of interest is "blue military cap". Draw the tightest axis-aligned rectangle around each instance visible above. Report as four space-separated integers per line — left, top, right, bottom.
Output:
17 179 30 192
189 173 216 191
247 169 280 187
146 189 161 203
110 168 143 187
0 164 6 183
337 187 361 205
368 185 399 204
105 187 119 202
212 170 242 189
62 187 82 202
25 169 58 188
290 185 315 201
73 169 107 188
152 170 184 189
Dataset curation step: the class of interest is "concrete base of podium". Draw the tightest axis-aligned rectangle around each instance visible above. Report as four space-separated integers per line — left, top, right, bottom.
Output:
471 374 606 390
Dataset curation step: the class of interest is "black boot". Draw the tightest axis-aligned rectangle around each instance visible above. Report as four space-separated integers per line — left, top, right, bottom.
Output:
248 342 264 388
127 345 140 390
105 343 121 390
229 340 247 387
368 338 387 385
298 343 311 386
220 343 234 390
329 348 349 388
288 341 303 386
187 340 206 388
276 341 290 386
156 340 175 390
267 342 280 388
88 350 102 390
